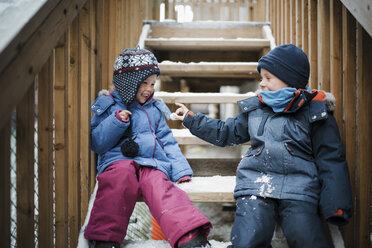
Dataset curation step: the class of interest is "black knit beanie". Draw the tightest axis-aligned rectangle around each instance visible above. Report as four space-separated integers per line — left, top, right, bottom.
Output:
113 48 160 104
257 44 310 89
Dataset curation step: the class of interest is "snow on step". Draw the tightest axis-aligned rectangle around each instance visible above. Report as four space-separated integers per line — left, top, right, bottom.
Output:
145 37 270 50
155 91 256 104
171 129 210 145
158 61 259 78
176 176 236 202
122 239 232 248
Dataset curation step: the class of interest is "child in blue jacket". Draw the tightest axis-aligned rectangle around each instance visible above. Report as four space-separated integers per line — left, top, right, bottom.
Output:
84 48 211 248
174 44 353 248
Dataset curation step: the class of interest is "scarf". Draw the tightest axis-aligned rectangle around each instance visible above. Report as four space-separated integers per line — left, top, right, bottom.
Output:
258 87 313 113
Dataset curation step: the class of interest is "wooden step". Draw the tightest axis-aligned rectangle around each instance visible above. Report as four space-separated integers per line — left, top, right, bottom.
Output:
171 129 250 146
155 91 255 104
142 20 270 39
188 158 240 177
158 61 259 78
176 176 236 202
145 37 270 51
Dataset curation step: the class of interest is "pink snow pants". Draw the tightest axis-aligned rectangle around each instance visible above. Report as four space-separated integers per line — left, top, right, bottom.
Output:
84 160 211 248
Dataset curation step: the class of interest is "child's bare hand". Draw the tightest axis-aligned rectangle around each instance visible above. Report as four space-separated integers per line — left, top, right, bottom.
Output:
174 103 190 121
118 110 132 121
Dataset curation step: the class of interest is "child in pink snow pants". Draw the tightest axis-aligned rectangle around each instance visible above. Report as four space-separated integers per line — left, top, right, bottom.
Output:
85 48 212 248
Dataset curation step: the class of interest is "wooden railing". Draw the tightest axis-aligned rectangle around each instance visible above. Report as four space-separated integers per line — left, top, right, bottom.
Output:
268 1 372 247
0 0 156 247
0 0 371 247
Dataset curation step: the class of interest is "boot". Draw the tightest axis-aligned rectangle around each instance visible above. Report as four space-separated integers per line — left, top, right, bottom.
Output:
88 240 120 248
179 234 211 248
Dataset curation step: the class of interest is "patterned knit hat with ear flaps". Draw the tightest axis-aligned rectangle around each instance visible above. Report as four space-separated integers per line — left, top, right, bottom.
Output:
113 48 160 104
257 44 310 89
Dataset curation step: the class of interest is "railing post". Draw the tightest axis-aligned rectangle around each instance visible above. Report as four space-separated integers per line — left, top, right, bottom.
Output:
16 83 35 247
0 121 11 248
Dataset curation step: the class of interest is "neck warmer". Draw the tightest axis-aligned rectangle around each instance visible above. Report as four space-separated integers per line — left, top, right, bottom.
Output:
258 87 312 113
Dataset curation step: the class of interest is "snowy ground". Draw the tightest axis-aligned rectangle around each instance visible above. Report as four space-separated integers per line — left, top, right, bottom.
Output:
121 239 231 248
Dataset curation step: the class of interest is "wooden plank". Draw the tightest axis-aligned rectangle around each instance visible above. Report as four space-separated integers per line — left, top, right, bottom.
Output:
278 0 283 44
101 0 109 90
0 1 60 74
54 33 69 248
79 0 91 230
68 18 81 248
147 21 267 39
158 62 259 78
188 158 240 177
89 0 97 195
296 0 303 48
108 0 116 87
176 176 236 202
16 84 35 247
301 0 309 54
0 0 88 131
340 0 372 37
290 0 296 44
155 92 255 104
0 121 11 248
172 129 215 145
37 53 54 248
355 23 372 248
185 192 234 203
317 0 330 91
95 0 103 92
145 38 271 51
252 0 267 22
285 0 290 43
341 7 356 248
308 0 317 89
330 0 343 127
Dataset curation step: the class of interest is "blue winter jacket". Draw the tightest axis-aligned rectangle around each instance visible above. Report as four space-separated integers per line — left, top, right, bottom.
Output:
90 90 193 182
183 91 353 225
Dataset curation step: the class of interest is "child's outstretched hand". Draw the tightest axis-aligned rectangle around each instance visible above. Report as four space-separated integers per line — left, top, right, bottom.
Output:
172 103 190 121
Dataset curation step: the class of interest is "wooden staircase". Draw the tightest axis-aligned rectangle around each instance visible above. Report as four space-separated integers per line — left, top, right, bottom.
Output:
142 20 275 203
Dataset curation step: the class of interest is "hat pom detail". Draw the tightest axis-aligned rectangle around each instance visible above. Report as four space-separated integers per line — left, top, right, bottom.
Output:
121 140 139 158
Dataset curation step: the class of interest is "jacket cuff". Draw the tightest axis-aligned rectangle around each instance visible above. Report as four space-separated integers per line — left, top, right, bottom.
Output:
116 110 129 122
182 111 194 128
323 208 350 226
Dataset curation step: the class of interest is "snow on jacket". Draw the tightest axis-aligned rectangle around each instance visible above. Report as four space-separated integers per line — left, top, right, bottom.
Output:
182 90 353 225
90 90 193 182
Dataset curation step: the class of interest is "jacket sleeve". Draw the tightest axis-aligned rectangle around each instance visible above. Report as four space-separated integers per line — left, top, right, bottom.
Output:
182 112 250 147
155 114 193 182
311 114 353 226
90 97 130 154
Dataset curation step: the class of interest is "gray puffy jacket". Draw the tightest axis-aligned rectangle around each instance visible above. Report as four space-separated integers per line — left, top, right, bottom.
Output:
183 91 352 225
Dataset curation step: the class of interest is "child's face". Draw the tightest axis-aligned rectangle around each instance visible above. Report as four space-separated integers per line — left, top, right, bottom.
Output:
136 74 157 104
259 68 289 91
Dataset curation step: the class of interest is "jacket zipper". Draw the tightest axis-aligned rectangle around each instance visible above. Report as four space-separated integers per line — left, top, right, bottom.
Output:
138 103 158 167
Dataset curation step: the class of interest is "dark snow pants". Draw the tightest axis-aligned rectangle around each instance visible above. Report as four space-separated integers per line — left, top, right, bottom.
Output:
228 196 333 248
84 160 211 248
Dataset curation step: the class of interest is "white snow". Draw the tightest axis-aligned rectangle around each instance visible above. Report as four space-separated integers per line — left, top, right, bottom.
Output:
176 176 236 193
254 174 275 196
0 0 47 53
121 239 231 248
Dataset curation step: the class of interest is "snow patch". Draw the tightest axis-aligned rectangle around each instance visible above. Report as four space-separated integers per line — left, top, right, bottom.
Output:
254 174 275 196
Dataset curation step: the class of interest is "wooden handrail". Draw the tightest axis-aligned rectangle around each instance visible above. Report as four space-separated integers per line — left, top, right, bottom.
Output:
0 0 87 131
